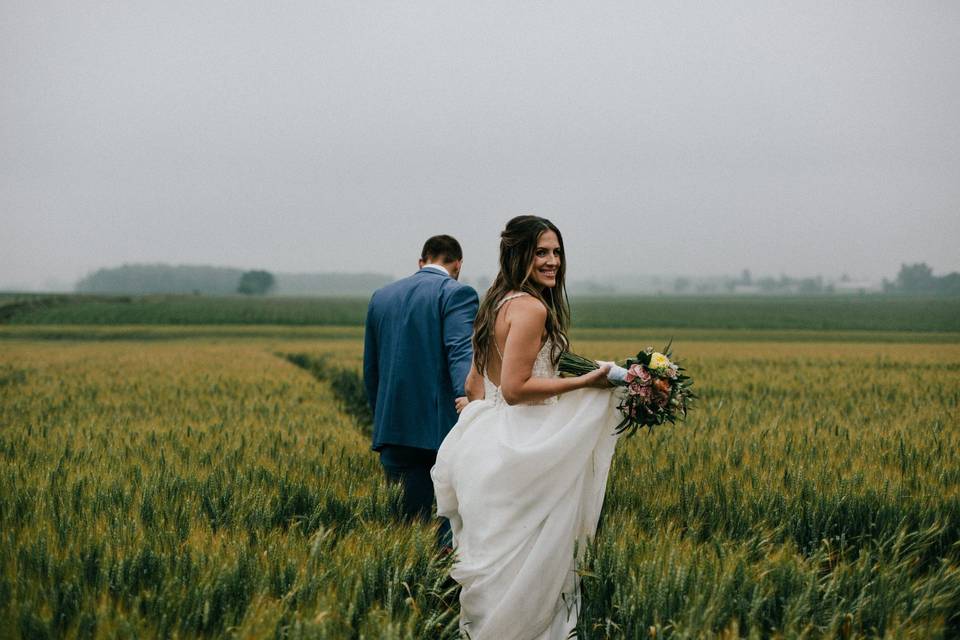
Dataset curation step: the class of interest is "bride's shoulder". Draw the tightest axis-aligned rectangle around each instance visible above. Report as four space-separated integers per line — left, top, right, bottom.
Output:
503 293 547 322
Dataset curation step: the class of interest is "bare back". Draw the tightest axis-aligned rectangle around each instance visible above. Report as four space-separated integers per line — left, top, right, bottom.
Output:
484 292 550 388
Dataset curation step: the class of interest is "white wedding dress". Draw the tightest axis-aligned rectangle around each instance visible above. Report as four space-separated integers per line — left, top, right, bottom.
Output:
431 295 622 640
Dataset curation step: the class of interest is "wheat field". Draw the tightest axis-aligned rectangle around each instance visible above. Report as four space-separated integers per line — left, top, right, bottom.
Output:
1 330 958 638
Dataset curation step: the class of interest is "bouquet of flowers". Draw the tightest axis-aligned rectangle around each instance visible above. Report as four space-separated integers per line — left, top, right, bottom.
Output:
559 341 695 436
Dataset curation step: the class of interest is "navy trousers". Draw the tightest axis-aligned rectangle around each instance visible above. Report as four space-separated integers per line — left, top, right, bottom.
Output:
379 444 451 548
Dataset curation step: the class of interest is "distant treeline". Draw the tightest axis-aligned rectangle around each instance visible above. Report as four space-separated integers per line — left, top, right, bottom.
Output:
677 263 959 296
72 261 959 298
883 263 960 296
76 264 392 296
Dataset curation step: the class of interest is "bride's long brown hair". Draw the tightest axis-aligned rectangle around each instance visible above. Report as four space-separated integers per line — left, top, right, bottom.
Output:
473 215 570 376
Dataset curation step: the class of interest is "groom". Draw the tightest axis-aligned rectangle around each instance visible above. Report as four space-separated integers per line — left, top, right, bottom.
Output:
363 234 478 543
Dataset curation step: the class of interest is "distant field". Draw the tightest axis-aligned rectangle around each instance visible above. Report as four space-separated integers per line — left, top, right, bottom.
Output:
0 294 370 326
2 293 959 332
2 325 959 345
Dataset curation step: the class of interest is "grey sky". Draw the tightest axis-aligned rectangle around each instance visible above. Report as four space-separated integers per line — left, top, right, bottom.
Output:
2 1 959 290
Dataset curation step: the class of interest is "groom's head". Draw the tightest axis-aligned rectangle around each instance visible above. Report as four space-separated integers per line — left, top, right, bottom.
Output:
419 235 463 280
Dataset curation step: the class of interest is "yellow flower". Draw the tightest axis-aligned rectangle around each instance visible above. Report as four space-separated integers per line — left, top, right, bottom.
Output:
649 352 670 370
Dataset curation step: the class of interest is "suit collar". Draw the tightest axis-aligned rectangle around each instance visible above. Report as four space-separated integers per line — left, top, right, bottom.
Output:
420 264 450 276
416 267 450 279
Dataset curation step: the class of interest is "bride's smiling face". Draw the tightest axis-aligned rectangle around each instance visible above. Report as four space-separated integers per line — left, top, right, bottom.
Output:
528 230 562 289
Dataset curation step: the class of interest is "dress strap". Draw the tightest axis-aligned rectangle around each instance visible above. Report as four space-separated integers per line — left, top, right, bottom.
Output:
494 292 528 311
492 292 529 361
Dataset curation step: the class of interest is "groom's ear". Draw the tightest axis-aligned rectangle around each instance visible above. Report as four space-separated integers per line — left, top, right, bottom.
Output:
418 258 426 269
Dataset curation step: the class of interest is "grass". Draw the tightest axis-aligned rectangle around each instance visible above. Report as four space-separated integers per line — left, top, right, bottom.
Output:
0 330 958 637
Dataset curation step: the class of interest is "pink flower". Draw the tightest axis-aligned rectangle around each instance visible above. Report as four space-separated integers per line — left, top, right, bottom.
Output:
625 364 652 385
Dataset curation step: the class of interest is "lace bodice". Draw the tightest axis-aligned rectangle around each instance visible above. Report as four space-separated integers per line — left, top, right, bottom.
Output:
531 338 560 379
484 293 559 406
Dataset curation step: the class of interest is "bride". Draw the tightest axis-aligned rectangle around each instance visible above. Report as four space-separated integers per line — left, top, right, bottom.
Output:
431 215 622 639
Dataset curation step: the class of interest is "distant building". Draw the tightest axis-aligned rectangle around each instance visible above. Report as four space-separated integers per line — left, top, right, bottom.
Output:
832 279 882 294
731 284 763 295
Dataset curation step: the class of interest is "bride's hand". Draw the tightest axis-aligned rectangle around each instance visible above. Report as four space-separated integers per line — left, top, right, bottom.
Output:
581 363 613 388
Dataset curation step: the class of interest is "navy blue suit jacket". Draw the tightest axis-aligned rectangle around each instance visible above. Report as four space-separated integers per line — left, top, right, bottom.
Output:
363 268 479 452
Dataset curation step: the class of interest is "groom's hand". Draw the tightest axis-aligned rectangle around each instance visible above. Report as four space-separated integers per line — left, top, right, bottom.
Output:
455 396 469 413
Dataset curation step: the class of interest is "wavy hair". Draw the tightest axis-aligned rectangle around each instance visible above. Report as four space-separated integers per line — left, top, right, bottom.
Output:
473 215 570 375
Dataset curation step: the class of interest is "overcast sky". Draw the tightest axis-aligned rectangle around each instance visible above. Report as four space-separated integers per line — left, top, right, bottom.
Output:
2 1 959 289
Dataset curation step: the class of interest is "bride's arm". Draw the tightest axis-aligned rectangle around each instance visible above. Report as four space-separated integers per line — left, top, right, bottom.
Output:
499 298 609 405
465 360 484 402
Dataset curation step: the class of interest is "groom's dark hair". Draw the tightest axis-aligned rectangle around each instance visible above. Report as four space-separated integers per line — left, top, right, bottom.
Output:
421 235 463 263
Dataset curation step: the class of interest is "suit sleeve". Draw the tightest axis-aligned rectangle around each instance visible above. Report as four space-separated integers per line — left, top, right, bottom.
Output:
362 296 379 413
442 284 479 397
